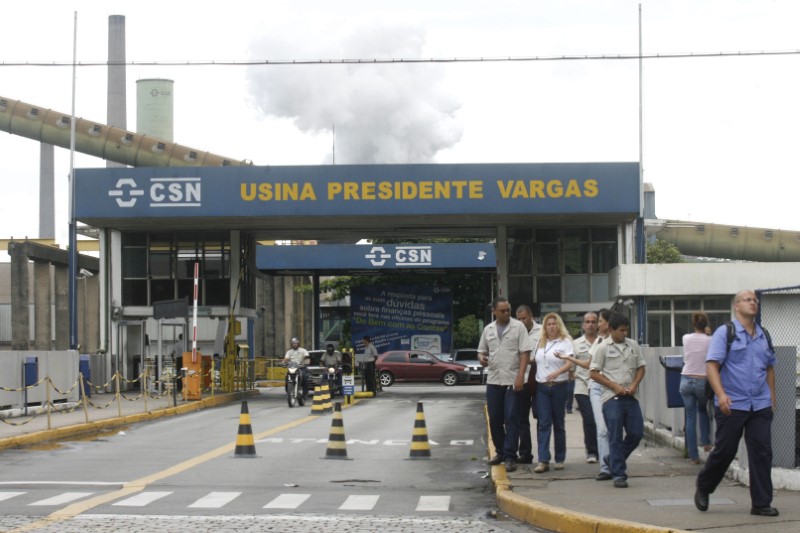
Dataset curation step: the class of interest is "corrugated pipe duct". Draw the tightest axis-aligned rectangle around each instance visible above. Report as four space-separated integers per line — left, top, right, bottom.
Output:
654 220 800 262
0 95 250 167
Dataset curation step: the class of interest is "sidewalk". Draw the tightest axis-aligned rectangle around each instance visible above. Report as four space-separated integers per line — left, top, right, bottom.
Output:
0 389 257 451
490 409 800 532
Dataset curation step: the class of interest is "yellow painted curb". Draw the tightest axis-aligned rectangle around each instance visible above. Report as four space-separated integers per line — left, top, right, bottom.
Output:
0 390 257 451
484 404 690 533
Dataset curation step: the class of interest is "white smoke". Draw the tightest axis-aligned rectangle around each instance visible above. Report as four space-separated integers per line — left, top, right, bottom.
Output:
246 21 462 164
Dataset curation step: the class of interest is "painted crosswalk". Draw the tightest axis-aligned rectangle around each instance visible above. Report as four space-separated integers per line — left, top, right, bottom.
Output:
188 491 242 509
28 492 95 506
113 491 172 507
0 490 453 513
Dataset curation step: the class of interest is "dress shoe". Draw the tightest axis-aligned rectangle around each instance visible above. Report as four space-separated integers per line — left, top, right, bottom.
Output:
517 456 534 464
595 472 613 481
613 479 628 488
694 490 709 512
533 462 549 473
750 506 779 517
504 458 517 472
487 455 505 466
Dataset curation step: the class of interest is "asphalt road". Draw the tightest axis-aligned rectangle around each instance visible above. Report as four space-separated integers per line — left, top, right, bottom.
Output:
0 384 542 532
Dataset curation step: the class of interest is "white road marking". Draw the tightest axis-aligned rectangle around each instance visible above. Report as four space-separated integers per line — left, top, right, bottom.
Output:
29 492 94 506
338 494 380 510
0 491 26 502
416 495 450 512
0 481 123 486
188 491 242 508
263 493 311 509
113 491 173 507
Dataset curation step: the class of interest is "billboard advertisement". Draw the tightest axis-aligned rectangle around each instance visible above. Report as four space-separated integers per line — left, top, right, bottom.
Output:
351 285 452 355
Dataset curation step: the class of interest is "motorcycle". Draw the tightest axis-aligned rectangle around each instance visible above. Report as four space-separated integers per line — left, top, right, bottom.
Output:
322 365 341 397
285 361 306 408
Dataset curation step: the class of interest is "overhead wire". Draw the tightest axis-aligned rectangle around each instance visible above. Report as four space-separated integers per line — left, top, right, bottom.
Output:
1 49 799 67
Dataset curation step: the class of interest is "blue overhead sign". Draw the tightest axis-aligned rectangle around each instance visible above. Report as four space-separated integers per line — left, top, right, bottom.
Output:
257 243 496 272
74 162 640 221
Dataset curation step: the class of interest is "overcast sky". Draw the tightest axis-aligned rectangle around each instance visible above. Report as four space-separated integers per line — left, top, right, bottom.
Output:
2 0 799 252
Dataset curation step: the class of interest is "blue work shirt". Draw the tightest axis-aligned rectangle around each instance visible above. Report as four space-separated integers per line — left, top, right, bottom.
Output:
706 319 775 411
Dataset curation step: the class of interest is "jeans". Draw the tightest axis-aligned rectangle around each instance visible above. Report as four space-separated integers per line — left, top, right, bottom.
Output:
486 384 520 460
589 382 610 473
536 381 568 464
516 389 534 461
602 395 644 481
575 393 598 458
697 407 773 508
679 376 711 460
566 379 575 412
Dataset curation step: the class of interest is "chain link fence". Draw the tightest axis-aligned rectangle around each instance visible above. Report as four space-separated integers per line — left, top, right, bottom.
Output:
757 285 800 468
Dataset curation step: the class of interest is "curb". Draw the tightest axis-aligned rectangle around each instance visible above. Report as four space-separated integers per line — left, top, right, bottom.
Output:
484 405 690 533
0 390 258 452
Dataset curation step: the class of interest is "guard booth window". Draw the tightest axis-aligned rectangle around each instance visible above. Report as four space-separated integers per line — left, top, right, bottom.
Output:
121 232 232 307
507 226 618 307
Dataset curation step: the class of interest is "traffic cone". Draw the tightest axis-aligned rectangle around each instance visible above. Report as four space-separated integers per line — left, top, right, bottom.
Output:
323 402 350 460
310 386 325 415
320 384 333 414
233 401 257 458
408 401 432 459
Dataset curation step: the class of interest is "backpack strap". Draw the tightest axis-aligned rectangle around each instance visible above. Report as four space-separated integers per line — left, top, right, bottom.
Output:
727 320 774 353
725 321 735 353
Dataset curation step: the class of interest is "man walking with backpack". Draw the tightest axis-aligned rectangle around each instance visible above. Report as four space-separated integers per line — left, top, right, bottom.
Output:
695 290 779 517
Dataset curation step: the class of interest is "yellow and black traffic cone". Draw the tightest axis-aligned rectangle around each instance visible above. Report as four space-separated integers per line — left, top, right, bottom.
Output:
321 384 333 414
323 402 350 460
408 401 432 459
233 401 257 458
310 386 325 415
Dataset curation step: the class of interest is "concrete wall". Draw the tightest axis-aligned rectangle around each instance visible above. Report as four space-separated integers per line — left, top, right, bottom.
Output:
0 350 79 410
611 262 800 297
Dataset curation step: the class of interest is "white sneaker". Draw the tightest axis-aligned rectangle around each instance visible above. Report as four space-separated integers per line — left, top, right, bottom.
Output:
554 462 565 470
586 456 598 464
533 462 549 473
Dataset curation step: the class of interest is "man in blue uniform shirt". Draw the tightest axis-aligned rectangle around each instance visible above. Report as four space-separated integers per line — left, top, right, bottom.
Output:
694 290 778 517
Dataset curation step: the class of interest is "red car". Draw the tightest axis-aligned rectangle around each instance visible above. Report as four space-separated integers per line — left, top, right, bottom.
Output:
376 350 470 387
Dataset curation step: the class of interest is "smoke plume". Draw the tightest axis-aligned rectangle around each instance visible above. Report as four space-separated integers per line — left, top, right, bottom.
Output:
247 21 462 164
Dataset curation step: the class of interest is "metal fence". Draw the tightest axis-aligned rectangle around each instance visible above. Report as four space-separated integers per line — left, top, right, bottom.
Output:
758 285 800 468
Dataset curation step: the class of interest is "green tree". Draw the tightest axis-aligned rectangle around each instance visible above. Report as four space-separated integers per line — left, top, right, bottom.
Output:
454 314 483 349
646 239 684 264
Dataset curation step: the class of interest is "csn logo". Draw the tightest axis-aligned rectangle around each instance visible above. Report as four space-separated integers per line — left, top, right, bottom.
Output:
108 177 202 208
364 245 432 267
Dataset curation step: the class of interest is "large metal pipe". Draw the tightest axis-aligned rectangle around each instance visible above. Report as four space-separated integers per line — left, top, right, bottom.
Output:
654 220 800 262
0 95 250 167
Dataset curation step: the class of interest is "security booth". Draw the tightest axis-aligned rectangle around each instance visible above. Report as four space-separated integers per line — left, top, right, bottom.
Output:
73 162 644 387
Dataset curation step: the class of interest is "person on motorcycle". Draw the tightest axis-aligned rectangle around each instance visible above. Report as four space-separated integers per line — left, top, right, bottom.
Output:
283 337 310 398
320 344 343 393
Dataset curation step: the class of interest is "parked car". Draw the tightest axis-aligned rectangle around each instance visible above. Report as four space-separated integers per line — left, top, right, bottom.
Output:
376 350 470 387
304 349 327 386
451 348 485 383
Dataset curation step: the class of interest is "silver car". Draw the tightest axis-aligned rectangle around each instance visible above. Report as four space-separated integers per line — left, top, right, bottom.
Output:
451 348 485 383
